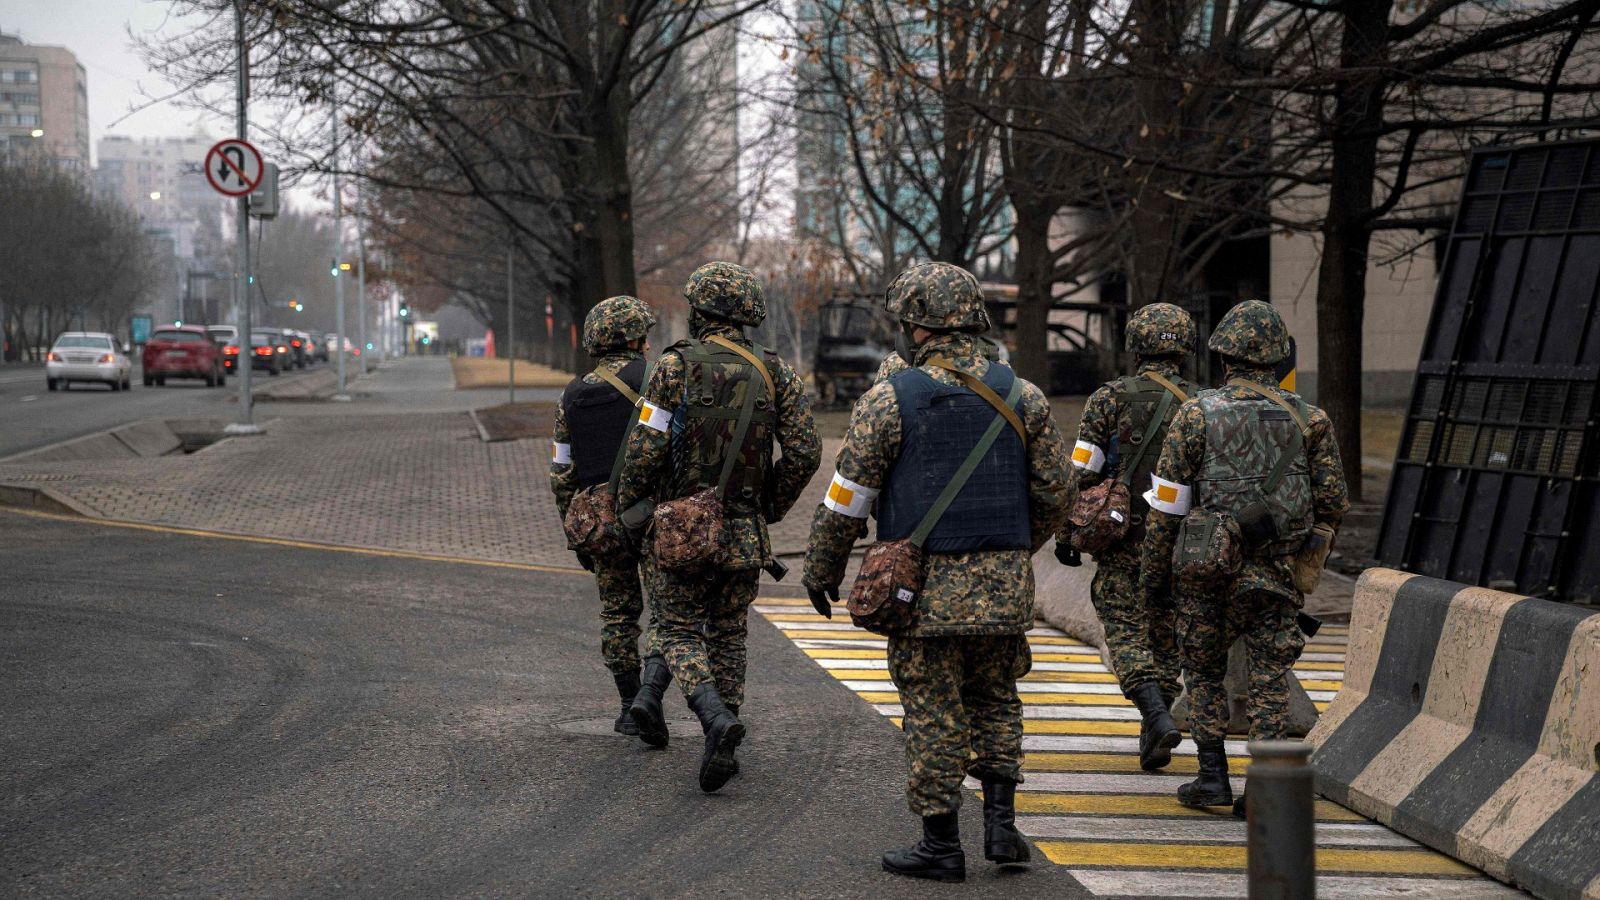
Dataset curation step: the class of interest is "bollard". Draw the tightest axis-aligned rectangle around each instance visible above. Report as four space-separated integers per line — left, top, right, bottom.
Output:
1247 740 1315 900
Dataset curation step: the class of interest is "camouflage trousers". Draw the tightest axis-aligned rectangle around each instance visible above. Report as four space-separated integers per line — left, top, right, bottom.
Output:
595 555 661 675
653 567 759 710
1177 587 1304 746
1091 556 1181 700
887 634 1031 817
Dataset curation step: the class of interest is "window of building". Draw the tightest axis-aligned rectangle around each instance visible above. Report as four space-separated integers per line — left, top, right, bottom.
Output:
1 70 38 84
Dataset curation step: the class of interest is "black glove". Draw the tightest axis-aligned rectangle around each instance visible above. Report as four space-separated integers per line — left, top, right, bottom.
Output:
576 552 595 572
1054 540 1082 567
806 584 840 619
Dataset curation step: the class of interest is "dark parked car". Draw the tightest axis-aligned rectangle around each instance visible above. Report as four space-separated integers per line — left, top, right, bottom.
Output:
249 330 288 376
208 326 241 374
143 325 225 387
295 331 320 365
283 329 311 369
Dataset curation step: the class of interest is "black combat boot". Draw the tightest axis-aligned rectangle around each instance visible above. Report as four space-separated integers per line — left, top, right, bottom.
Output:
1232 792 1247 819
980 778 1030 864
882 812 966 882
612 670 642 736
1177 742 1234 808
726 702 741 776
687 683 744 793
1128 682 1181 772
628 656 674 748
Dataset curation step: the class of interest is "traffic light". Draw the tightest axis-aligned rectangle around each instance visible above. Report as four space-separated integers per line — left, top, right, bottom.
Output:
399 304 410 318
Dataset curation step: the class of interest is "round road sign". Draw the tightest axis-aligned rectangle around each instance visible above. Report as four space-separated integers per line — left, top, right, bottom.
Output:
205 138 265 197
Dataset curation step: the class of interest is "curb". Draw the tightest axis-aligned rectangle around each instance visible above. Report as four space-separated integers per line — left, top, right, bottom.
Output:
467 408 495 443
1308 569 1600 900
0 483 98 517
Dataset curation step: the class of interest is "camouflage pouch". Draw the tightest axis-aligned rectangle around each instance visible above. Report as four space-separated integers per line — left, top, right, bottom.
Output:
1291 523 1337 594
653 487 728 574
848 538 924 635
563 484 626 557
1068 480 1132 554
1173 508 1243 590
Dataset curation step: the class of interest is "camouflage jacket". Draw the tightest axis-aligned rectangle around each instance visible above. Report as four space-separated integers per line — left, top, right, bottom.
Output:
804 333 1073 636
1055 358 1185 569
550 349 642 519
615 322 821 570
1138 364 1349 602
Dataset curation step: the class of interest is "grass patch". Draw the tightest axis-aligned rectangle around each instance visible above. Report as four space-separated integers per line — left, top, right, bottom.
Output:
472 402 557 441
451 357 571 390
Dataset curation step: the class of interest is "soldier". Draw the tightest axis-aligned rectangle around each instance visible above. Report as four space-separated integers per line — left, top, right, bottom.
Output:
550 296 665 738
1137 300 1348 810
616 261 821 792
1054 303 1198 772
803 262 1072 883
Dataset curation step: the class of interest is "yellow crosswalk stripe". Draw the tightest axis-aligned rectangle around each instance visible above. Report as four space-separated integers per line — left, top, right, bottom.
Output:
1013 792 1365 822
856 691 1132 706
803 648 883 659
1025 720 1143 736
1027 752 1201 774
1036 842 1476 876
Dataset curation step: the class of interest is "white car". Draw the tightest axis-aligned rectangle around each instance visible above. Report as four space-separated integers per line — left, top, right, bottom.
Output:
46 332 133 392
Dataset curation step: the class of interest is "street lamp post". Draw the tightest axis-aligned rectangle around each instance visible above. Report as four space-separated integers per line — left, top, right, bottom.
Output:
225 0 260 436
331 91 350 402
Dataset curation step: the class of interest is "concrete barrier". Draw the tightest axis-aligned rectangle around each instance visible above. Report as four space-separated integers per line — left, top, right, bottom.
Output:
1308 569 1600 900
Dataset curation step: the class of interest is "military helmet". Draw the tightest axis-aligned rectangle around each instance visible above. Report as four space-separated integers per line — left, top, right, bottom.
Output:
582 295 656 354
1125 302 1196 357
684 261 766 326
885 262 990 333
1208 299 1291 365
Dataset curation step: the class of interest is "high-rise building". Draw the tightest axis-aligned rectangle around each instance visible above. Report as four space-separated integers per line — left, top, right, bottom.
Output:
95 133 223 226
0 32 89 173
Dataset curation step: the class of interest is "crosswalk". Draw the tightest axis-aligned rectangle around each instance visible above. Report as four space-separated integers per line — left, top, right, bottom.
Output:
754 597 1524 898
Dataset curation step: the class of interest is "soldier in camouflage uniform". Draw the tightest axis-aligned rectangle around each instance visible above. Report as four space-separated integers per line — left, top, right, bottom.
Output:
550 296 664 737
616 262 821 792
804 262 1072 882
1137 300 1348 810
1054 303 1197 772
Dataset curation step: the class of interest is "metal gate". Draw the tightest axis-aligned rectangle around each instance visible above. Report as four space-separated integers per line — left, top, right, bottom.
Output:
1377 139 1600 604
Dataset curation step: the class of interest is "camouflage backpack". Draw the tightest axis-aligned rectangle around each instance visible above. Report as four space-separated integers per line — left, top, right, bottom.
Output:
1070 372 1193 555
652 336 777 572
1187 380 1313 559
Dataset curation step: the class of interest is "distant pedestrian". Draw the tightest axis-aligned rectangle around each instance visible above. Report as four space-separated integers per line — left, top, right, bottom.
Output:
1137 300 1348 813
615 262 821 792
551 296 665 738
1055 302 1198 772
803 262 1072 882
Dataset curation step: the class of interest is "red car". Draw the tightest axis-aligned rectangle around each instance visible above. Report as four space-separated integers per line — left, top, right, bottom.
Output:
142 325 226 387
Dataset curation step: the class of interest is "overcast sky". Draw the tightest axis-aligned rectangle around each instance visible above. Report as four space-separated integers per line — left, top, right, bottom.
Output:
2 1 228 164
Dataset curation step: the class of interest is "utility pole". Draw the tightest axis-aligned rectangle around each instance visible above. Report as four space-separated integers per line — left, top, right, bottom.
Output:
356 212 367 375
225 0 260 435
507 238 515 406
331 91 349 402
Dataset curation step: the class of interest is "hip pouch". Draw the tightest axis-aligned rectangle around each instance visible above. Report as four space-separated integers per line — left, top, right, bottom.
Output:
563 484 627 557
653 487 729 573
1173 508 1242 591
1068 480 1131 554
848 358 1025 635
848 539 924 635
1291 522 1337 595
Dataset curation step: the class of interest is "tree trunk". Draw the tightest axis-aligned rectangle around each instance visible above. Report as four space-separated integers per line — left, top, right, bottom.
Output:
1312 0 1394 503
1127 0 1186 310
1011 203 1055 388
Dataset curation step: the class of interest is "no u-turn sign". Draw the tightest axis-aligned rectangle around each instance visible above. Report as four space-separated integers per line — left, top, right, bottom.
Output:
205 138 264 197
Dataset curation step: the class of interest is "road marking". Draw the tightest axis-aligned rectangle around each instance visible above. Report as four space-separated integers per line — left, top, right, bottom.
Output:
20 395 37 402
1036 842 1477 876
0 506 587 574
753 595 1501 894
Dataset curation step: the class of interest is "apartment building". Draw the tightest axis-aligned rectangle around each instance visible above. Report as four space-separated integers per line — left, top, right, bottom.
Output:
0 32 89 173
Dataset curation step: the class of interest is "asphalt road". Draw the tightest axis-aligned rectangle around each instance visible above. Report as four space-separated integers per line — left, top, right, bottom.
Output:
0 510 1089 898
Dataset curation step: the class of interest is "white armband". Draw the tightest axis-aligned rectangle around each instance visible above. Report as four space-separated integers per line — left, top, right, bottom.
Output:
1144 475 1192 516
637 400 671 432
1071 440 1106 473
822 472 878 518
552 442 572 465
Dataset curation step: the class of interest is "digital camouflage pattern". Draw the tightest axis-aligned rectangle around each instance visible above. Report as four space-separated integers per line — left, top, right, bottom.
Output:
884 262 991 333
1172 508 1244 590
1054 357 1193 696
550 345 660 675
804 329 1071 818
848 538 923 634
582 295 656 354
596 554 662 675
887 634 1030 816
870 333 1009 387
1192 388 1313 557
665 339 777 519
1207 299 1290 366
1139 362 1349 745
616 317 820 703
1124 302 1196 357
684 261 766 326
652 488 726 573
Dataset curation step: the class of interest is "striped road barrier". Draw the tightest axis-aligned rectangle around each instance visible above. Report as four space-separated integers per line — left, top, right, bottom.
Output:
1308 568 1600 900
755 593 1515 896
